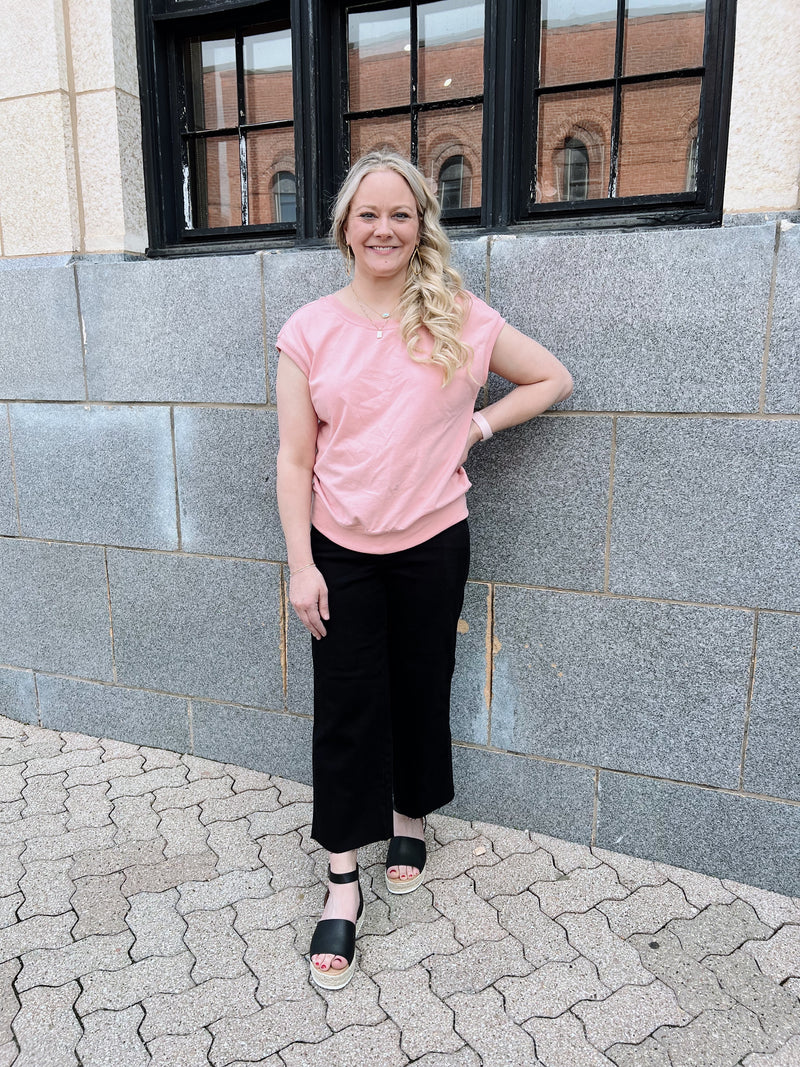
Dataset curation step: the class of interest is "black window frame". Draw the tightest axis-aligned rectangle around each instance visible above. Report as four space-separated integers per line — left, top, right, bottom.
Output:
135 0 737 257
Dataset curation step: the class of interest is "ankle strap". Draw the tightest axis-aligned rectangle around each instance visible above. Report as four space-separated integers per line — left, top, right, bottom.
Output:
328 866 359 885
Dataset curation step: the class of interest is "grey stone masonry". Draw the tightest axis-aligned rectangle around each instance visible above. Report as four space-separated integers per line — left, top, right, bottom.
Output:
0 265 85 401
0 412 16 536
609 417 800 610
173 407 283 561
0 216 799 897
743 612 800 802
0 539 113 680
190 703 312 786
106 549 283 707
10 403 177 549
0 670 37 727
597 772 800 898
468 415 612 589
488 225 773 412
38 677 190 754
491 587 753 785
77 256 266 403
766 222 800 413
445 745 596 845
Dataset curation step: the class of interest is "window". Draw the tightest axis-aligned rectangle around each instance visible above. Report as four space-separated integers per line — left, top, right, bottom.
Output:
272 171 297 222
438 155 473 209
560 137 589 201
135 0 735 253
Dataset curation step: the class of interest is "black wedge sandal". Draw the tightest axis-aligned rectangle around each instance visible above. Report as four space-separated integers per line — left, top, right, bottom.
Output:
309 866 364 990
385 826 426 895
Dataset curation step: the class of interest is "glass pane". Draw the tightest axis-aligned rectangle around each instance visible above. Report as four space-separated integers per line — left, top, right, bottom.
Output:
244 26 293 124
535 88 613 202
540 0 617 87
418 0 484 103
246 129 296 225
185 37 237 131
624 0 706 77
348 7 410 112
349 115 411 162
189 136 242 228
418 105 482 209
617 77 701 196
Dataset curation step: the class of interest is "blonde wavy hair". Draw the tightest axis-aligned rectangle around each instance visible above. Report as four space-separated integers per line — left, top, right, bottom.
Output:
331 150 471 386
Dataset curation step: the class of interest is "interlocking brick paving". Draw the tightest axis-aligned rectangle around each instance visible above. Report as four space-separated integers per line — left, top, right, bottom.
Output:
0 712 798 1065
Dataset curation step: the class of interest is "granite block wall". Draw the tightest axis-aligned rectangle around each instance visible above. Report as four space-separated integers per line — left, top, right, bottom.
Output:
1 217 798 895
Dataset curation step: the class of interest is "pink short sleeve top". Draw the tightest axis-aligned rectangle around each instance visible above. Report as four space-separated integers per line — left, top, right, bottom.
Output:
276 290 506 553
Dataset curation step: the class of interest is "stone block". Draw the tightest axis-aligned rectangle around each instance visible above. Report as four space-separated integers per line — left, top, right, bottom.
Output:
286 600 313 717
468 415 611 588
38 676 190 754
596 772 800 897
491 587 752 785
610 417 800 610
0 539 113 680
451 581 490 744
744 612 800 801
0 265 84 400
0 419 16 537
0 95 78 257
78 256 266 402
766 224 800 414
107 550 283 707
263 247 346 401
76 1005 149 1067
12 982 82 1067
488 225 772 412
444 744 595 844
174 407 283 560
191 702 312 785
0 0 66 97
10 403 176 548
451 238 487 299
0 669 37 726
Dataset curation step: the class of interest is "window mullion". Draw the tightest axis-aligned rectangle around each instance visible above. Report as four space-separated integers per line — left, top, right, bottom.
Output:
608 0 626 198
410 0 419 167
235 29 248 224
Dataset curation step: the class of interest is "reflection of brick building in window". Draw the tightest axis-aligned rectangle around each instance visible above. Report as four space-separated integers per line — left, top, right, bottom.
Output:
197 8 704 227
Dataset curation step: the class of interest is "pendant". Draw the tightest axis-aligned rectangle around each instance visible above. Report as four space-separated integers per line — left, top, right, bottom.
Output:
377 329 383 339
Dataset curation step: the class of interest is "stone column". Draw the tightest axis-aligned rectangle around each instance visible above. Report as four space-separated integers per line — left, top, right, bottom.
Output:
0 0 146 258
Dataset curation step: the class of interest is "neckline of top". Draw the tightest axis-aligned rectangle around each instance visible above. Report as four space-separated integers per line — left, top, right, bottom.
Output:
323 293 402 331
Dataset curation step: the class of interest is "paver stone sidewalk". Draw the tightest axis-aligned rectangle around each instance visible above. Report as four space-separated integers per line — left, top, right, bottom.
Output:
0 713 798 1065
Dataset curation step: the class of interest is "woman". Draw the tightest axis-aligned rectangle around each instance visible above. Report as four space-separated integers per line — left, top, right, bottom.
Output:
276 151 572 990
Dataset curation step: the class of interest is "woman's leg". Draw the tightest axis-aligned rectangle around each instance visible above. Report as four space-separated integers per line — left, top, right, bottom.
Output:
309 527 395 853
385 520 470 861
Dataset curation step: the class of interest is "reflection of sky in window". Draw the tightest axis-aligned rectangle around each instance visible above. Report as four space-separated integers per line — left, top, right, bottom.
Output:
420 1 484 45
543 0 704 26
245 30 292 74
200 31 291 73
349 1 483 49
202 40 235 72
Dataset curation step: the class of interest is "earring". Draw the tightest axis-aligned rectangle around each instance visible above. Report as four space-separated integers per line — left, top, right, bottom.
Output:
411 246 422 276
345 245 352 277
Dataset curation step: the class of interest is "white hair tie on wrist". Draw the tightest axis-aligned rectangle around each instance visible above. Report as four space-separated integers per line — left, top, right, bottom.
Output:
471 411 493 441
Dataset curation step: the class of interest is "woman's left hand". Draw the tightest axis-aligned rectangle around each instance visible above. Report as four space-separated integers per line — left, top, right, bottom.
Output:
458 419 484 468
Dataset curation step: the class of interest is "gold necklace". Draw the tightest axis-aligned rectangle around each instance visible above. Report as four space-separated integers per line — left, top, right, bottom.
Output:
350 284 400 340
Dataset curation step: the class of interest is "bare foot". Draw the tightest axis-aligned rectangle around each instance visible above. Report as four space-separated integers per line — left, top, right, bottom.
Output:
387 811 425 883
311 851 359 976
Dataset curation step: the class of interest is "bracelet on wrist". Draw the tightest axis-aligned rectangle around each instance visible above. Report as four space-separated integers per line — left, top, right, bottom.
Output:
471 411 493 441
290 562 317 577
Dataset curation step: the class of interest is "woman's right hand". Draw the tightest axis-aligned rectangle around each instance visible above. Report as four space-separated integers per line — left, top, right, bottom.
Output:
289 566 329 639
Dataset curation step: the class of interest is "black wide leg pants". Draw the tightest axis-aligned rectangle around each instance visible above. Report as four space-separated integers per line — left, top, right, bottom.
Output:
309 520 470 854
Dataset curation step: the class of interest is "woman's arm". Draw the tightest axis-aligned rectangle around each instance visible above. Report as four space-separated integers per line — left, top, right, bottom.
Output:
275 353 329 639
460 324 573 461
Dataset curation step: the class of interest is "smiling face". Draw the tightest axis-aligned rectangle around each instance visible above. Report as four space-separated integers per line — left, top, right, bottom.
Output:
343 169 421 285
